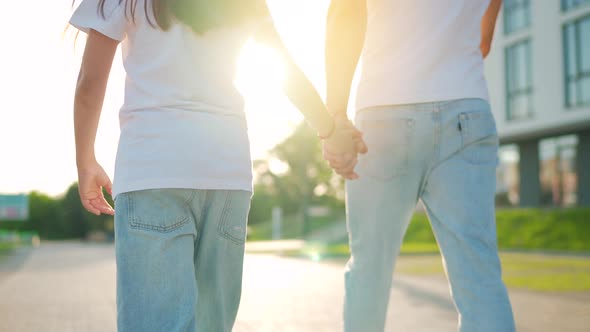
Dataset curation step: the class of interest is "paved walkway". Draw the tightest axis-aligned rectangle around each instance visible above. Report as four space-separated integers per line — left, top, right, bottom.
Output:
0 242 588 331
235 254 456 332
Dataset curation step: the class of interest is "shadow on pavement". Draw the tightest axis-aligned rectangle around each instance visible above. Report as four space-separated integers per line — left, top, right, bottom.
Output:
393 278 456 311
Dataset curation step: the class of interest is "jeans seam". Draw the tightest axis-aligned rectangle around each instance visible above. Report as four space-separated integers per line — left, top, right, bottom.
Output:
418 108 442 199
128 192 134 226
183 190 197 206
217 193 245 245
460 136 499 165
458 110 499 165
129 219 189 233
197 191 212 236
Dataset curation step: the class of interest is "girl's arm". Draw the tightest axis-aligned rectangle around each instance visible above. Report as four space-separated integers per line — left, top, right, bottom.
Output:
74 29 118 216
253 21 335 139
253 8 366 179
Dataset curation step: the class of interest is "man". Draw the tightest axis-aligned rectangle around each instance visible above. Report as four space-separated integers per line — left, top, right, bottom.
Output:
323 0 515 331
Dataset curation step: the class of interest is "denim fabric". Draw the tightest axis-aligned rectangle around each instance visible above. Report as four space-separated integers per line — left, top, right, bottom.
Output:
344 99 515 332
114 189 251 332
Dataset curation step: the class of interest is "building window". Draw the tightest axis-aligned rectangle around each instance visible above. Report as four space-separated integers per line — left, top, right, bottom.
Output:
539 135 578 207
505 40 533 120
564 15 590 107
562 0 590 11
504 0 531 34
497 145 520 206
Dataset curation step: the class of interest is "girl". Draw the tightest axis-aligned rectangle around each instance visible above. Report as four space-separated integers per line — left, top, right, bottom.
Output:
70 0 364 331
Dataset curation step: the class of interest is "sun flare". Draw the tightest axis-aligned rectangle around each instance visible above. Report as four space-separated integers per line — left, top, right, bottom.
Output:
235 41 286 98
234 0 330 160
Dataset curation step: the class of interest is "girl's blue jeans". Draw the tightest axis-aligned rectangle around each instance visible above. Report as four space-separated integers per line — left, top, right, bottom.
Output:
114 189 251 332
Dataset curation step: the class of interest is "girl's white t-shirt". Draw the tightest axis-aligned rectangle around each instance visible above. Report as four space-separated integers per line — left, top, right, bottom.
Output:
70 0 255 197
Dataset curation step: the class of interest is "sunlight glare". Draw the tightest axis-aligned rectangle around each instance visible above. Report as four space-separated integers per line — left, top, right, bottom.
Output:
235 41 286 98
234 0 330 160
311 252 321 262
268 158 290 175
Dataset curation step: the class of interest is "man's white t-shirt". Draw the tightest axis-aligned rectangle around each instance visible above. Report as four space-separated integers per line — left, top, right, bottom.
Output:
70 0 256 197
356 0 491 111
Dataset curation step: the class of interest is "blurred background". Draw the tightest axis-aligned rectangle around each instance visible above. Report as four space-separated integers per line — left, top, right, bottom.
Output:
0 0 589 331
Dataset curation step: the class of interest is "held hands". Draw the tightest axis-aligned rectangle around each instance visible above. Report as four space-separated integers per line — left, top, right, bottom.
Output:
77 161 115 216
321 115 368 180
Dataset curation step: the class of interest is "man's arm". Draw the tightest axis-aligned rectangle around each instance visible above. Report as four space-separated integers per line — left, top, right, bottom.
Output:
481 0 502 58
325 0 367 118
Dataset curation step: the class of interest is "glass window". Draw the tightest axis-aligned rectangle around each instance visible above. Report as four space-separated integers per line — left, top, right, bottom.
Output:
564 15 590 107
562 0 590 11
496 145 520 206
504 0 531 34
539 135 578 207
505 40 533 120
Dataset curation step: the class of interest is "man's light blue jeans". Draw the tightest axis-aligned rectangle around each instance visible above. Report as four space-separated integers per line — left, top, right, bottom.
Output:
114 189 251 332
344 99 515 332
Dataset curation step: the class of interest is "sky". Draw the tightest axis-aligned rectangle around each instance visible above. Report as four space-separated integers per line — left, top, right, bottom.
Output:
0 0 342 197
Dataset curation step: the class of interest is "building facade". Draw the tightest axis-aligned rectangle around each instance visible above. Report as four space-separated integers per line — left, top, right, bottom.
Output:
485 0 590 207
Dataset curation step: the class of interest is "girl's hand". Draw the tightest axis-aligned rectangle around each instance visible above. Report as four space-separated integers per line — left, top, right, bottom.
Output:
77 162 114 216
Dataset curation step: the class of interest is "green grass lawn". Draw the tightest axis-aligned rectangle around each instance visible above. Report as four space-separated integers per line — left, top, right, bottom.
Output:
281 242 590 292
0 242 18 263
247 214 344 241
404 208 590 252
249 208 590 251
286 242 441 258
0 230 37 262
500 253 590 292
396 252 590 292
249 208 590 292
247 215 303 241
0 242 17 252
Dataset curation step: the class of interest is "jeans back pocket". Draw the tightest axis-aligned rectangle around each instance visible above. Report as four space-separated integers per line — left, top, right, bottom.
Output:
458 110 499 165
358 117 413 181
127 189 194 233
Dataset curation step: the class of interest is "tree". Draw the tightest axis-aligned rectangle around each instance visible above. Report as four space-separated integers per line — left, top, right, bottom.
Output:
250 123 345 235
1 184 114 240
60 183 90 239
28 191 64 239
0 192 63 238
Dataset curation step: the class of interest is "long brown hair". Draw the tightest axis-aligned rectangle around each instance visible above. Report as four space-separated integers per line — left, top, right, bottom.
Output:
96 0 266 34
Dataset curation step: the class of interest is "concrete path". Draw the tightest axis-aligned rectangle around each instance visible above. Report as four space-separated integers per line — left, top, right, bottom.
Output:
0 242 588 331
0 243 117 332
235 254 456 332
245 240 305 253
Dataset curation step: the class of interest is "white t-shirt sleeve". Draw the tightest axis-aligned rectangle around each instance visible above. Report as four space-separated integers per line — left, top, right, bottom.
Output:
69 0 127 41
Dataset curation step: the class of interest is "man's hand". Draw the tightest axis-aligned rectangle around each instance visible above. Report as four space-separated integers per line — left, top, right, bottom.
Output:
322 116 368 180
77 161 114 216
